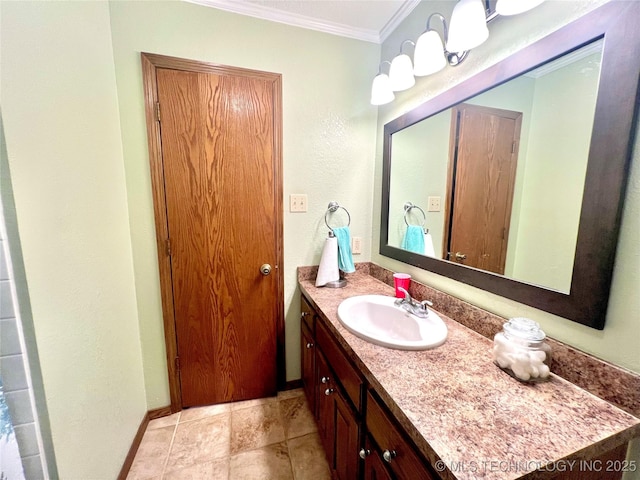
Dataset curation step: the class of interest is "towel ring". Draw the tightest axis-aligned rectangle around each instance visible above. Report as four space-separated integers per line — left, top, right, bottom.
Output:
403 202 428 233
325 201 351 233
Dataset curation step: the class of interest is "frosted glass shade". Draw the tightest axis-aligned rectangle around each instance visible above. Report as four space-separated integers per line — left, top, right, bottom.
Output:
370 73 395 105
446 0 489 53
389 54 415 91
414 30 447 76
496 0 545 15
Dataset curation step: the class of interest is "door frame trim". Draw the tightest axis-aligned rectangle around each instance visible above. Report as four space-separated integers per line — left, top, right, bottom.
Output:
141 52 285 412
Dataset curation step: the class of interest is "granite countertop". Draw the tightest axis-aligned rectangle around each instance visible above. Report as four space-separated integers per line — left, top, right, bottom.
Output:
298 271 640 480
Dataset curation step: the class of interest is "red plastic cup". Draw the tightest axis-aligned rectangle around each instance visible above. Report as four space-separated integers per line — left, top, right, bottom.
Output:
393 273 411 298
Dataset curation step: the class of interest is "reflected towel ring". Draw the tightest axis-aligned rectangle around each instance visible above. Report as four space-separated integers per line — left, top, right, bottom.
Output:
403 202 428 234
325 201 351 233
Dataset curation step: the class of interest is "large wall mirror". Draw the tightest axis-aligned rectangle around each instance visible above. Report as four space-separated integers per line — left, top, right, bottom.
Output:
380 2 640 329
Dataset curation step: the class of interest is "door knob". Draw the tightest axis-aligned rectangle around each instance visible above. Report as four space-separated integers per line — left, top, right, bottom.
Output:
260 264 272 275
455 252 467 260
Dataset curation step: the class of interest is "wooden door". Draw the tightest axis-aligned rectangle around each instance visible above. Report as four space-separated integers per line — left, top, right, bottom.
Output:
443 103 522 275
142 54 283 409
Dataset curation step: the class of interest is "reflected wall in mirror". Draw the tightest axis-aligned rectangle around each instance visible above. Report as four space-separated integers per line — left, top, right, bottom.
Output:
380 2 640 329
388 41 602 294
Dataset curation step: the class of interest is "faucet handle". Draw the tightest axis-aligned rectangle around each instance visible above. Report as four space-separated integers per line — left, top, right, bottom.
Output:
420 300 433 308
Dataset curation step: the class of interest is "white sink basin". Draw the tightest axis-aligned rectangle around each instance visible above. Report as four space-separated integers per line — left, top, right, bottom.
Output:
337 295 448 350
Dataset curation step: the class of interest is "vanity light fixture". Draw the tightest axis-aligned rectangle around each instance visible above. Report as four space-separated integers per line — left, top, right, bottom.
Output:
389 40 416 91
370 61 395 106
446 0 490 53
370 0 546 105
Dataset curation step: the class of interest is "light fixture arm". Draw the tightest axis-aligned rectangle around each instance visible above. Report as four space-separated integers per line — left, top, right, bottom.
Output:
377 60 392 75
425 12 469 67
399 39 416 55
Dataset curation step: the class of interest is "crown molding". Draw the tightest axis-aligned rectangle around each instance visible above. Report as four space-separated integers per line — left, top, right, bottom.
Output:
379 0 422 43
185 0 384 43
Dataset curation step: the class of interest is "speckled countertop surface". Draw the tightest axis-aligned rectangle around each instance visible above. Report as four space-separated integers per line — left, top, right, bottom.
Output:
299 271 640 480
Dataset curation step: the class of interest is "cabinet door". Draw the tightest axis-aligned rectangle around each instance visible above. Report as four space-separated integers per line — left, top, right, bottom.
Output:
316 350 336 465
366 391 436 479
333 389 360 480
301 323 316 417
363 437 394 480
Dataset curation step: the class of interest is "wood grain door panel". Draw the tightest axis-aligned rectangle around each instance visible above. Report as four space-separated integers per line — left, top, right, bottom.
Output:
156 65 279 407
445 104 521 275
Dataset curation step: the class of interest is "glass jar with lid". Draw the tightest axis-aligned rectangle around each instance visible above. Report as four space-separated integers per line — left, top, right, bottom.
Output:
493 317 552 382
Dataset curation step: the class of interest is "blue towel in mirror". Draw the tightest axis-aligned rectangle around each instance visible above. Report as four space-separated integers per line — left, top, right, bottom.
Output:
332 226 355 273
402 225 425 254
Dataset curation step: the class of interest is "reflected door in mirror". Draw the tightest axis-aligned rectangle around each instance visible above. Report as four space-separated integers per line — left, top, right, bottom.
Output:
444 104 522 274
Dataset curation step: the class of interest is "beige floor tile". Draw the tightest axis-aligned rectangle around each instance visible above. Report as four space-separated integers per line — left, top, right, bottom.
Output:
126 426 174 480
165 413 230 473
229 442 294 480
230 401 285 454
279 395 317 440
147 413 180 430
277 388 304 401
179 403 230 423
163 457 229 480
288 432 331 480
230 395 277 412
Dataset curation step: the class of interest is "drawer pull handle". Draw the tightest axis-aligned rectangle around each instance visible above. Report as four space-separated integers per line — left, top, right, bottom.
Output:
359 448 370 459
306 342 314 349
321 376 330 384
383 450 397 463
325 388 334 396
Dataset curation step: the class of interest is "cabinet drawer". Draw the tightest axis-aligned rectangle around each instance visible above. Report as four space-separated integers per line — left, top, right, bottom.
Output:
366 391 435 480
316 320 364 412
300 295 315 332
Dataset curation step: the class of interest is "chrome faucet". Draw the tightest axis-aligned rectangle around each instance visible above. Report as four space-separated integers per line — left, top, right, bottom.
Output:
394 287 433 318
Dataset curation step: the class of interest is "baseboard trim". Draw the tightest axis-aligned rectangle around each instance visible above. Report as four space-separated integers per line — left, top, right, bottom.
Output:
284 379 303 390
148 406 173 420
118 406 173 480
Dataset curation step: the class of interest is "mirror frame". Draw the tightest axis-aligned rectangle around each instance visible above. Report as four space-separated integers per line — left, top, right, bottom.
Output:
380 2 640 329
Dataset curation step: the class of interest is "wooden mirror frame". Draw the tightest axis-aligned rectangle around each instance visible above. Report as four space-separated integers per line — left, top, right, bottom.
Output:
380 2 640 329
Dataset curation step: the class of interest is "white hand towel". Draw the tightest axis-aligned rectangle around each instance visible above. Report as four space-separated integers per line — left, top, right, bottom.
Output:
315 236 340 287
424 232 436 257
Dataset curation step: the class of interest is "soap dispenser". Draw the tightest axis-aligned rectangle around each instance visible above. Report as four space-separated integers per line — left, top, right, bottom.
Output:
493 317 552 382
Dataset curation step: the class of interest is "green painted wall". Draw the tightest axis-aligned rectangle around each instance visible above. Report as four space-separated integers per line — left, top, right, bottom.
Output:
108 0 379 408
388 111 450 255
0 1 147 478
512 52 600 292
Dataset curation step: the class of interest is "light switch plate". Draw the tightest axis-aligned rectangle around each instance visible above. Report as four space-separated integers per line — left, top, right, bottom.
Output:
290 194 307 212
352 236 362 254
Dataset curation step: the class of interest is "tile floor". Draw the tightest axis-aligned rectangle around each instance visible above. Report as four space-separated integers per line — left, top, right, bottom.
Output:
127 389 331 480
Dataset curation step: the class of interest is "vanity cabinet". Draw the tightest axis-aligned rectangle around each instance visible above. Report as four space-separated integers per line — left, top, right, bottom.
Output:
301 295 363 480
300 292 630 480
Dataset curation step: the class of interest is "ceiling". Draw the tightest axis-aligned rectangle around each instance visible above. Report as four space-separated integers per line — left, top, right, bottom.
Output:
185 0 423 43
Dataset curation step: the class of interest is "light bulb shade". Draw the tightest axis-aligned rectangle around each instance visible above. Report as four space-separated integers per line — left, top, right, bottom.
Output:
446 0 489 53
370 73 395 105
389 54 415 91
496 0 545 16
414 30 447 76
